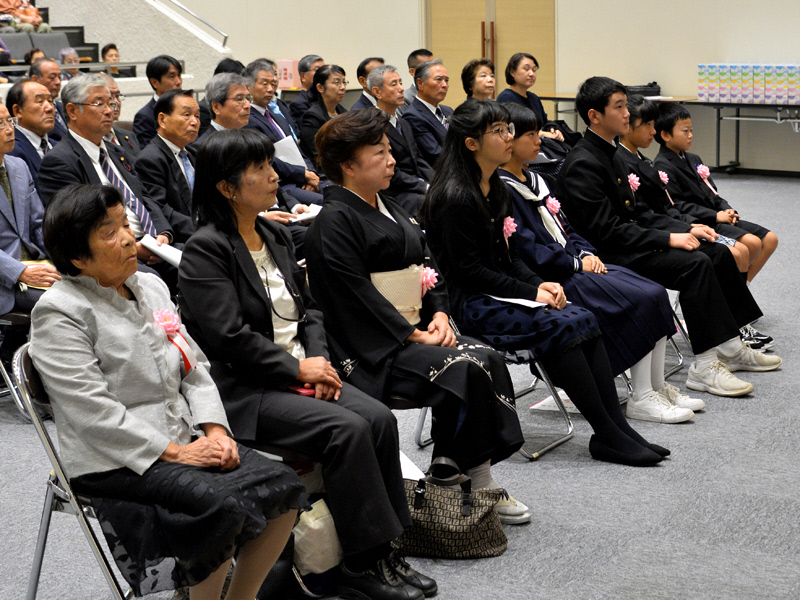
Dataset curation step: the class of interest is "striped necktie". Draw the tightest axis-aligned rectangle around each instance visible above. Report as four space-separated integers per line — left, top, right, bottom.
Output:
98 148 157 237
179 150 195 190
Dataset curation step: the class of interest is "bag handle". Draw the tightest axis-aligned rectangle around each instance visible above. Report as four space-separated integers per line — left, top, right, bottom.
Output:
415 457 474 516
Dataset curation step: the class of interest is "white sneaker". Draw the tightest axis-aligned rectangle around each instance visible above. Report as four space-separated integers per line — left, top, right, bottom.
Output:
496 495 531 525
626 390 694 423
656 383 706 412
686 360 754 396
718 345 782 372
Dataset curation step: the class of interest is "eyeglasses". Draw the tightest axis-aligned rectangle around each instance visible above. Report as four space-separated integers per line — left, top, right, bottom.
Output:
110 93 126 102
260 266 307 324
226 94 253 105
484 123 515 139
0 117 19 130
328 79 348 88
73 101 119 111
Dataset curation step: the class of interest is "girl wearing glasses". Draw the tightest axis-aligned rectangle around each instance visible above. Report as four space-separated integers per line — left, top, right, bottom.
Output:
421 100 669 467
178 129 438 600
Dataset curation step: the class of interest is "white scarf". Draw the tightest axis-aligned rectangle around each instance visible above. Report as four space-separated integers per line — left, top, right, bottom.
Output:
501 173 568 247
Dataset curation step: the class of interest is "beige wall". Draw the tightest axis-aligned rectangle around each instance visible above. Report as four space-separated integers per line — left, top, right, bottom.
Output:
555 0 800 171
179 0 426 89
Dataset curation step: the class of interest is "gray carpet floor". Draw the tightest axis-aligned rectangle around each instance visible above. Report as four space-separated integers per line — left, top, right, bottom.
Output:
2 173 799 600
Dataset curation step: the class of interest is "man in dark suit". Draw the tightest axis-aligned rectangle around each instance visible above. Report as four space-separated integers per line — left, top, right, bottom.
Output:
402 49 433 111
135 90 198 243
133 55 183 149
289 54 324 124
6 79 54 184
401 59 453 167
557 76 780 397
37 74 179 286
244 59 323 206
100 73 141 157
350 56 384 111
29 59 67 143
370 65 433 214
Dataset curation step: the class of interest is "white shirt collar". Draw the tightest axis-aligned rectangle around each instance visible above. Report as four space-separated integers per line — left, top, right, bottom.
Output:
211 120 227 132
158 134 184 157
416 96 439 116
251 103 267 116
361 91 378 106
16 125 48 150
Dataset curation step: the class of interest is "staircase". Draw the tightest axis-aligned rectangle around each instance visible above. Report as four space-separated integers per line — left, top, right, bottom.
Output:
36 5 99 62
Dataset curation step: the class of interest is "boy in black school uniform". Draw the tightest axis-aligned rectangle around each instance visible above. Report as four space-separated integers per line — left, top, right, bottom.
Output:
653 102 778 288
557 76 781 398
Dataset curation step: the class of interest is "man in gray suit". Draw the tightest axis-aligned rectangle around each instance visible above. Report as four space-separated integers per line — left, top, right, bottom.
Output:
0 102 57 359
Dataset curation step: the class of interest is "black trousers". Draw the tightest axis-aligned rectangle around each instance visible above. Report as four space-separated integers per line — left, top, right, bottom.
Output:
622 243 761 354
252 382 410 555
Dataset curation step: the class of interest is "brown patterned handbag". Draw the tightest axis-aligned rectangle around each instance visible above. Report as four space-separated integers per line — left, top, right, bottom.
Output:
395 457 508 559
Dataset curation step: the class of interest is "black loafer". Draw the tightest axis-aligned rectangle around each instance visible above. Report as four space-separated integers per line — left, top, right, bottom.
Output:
589 435 663 467
338 560 424 600
389 551 438 597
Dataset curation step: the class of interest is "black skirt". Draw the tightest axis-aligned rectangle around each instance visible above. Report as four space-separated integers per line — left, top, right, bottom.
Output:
716 219 770 240
72 446 305 596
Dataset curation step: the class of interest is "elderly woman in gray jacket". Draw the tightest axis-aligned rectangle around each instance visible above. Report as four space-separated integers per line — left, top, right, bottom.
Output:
29 183 304 600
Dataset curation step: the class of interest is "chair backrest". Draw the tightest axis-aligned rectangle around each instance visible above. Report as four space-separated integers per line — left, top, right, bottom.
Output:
1 33 33 62
29 32 70 62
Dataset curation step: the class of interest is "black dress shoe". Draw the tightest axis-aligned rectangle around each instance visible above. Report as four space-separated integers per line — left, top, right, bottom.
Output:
648 443 671 457
588 436 663 467
388 551 438 597
338 560 424 600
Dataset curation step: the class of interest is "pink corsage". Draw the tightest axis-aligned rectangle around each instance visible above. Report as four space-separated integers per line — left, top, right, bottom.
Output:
545 197 561 215
153 310 197 372
659 170 669 185
421 267 438 296
696 164 711 180
502 216 517 239
628 173 640 192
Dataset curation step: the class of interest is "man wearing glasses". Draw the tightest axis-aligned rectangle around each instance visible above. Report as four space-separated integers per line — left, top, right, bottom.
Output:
6 79 55 182
37 74 179 288
191 73 252 148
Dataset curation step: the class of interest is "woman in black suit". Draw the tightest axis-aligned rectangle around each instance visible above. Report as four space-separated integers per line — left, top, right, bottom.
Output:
299 64 348 161
178 129 435 600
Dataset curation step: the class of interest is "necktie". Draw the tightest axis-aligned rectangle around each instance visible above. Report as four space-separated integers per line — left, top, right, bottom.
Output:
0 165 12 211
40 137 49 155
264 111 286 139
54 109 67 131
99 148 157 237
179 150 195 190
435 107 445 124
268 108 300 143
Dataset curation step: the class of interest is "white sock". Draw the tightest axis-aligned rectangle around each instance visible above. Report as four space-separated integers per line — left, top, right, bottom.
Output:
650 337 668 390
695 349 718 371
467 460 499 489
630 351 655 402
717 336 744 358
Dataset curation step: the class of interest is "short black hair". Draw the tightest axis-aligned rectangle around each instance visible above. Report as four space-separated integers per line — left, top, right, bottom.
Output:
315 107 389 185
43 184 125 276
461 58 494 96
154 89 196 125
24 47 43 65
214 58 245 75
654 101 692 146
575 76 627 126
626 94 659 130
407 49 433 70
503 102 541 138
5 78 32 116
504 52 538 86
307 64 346 103
357 57 384 80
29 58 57 78
192 129 275 234
101 43 117 60
145 55 182 91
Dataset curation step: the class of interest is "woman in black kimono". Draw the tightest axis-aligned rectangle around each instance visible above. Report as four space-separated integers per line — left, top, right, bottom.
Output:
499 103 703 424
421 100 668 467
305 108 530 524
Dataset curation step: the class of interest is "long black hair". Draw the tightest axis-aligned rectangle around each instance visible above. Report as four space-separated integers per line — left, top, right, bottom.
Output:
192 128 275 234
421 99 512 231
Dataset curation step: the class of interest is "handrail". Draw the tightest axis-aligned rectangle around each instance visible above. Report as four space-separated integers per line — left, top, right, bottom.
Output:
159 0 228 47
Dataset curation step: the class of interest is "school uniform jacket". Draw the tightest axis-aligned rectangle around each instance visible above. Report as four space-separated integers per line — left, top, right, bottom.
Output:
178 218 328 440
401 98 453 168
556 129 689 266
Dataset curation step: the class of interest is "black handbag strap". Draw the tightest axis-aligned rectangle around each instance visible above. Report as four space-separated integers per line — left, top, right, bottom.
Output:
417 457 474 516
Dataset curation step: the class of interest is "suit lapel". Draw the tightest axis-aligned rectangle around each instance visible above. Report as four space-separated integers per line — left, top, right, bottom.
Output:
0 162 17 234
16 134 42 172
65 135 103 184
106 143 137 192
386 119 411 153
268 109 293 138
156 137 192 212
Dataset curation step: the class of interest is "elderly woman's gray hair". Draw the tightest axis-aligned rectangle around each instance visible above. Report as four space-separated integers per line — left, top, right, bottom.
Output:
414 59 444 88
366 64 397 94
205 72 251 106
59 47 79 62
243 59 276 82
61 74 109 113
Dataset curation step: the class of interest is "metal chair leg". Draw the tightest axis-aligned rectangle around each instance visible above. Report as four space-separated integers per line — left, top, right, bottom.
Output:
518 363 574 461
619 371 633 402
665 309 691 378
414 406 433 448
1 358 30 422
26 479 57 600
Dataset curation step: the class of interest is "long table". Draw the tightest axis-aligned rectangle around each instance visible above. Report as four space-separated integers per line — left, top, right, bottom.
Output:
538 94 800 172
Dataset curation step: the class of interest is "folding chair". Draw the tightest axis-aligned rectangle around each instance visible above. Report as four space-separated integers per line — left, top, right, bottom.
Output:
0 310 31 421
13 343 134 600
665 308 691 378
